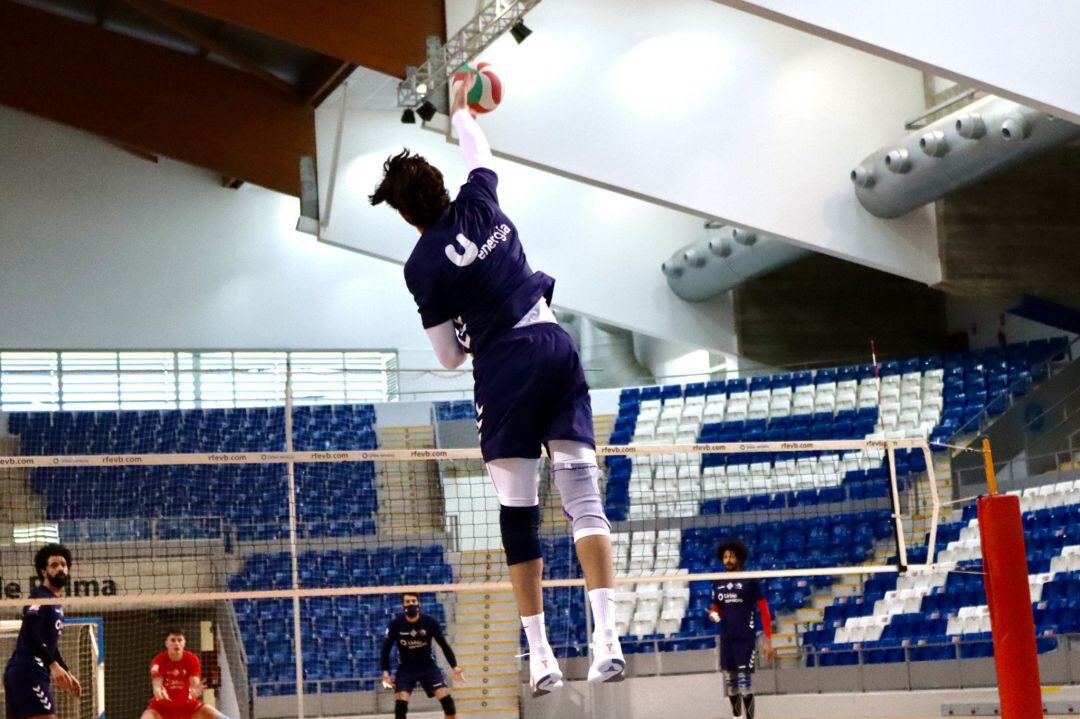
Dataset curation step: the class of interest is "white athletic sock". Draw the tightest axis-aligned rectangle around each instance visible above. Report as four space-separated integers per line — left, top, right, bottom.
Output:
521 613 551 656
588 588 617 636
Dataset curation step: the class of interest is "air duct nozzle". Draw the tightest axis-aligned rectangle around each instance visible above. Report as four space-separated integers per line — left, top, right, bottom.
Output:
956 113 986 139
661 260 684 278
683 248 707 268
850 165 875 188
919 130 949 157
731 229 757 247
1001 115 1031 141
885 148 912 174
707 237 732 257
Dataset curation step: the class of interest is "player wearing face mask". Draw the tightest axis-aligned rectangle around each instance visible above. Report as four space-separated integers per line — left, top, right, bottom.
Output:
381 594 464 719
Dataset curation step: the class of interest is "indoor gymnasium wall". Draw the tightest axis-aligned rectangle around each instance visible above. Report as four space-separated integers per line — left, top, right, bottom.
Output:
314 101 739 354
443 0 940 285
709 0 1080 124
0 106 471 399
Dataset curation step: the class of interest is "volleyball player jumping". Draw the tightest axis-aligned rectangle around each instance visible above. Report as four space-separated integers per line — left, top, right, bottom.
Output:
369 80 624 695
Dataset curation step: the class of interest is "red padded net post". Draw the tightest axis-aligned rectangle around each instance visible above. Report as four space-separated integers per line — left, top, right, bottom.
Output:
977 494 1043 718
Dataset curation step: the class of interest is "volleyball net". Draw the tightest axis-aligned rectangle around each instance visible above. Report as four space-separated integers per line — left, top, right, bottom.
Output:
0 399 941 716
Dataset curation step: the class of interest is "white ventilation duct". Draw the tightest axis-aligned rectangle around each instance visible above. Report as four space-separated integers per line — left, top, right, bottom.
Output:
661 225 810 302
852 96 1080 218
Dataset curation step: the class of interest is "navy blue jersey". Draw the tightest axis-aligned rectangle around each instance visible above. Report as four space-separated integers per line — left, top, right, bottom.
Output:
403 168 554 355
8 586 65 671
711 578 764 641
381 614 457 672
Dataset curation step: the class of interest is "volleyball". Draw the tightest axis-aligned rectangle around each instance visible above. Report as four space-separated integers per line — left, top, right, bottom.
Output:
452 62 502 114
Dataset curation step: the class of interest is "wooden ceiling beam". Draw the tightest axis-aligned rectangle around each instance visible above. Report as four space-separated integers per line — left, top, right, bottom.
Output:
157 0 445 77
0 0 314 197
114 0 297 98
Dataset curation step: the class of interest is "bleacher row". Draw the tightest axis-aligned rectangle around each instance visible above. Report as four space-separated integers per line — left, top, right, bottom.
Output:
1 336 1071 688
806 479 1080 664
7 405 380 540
535 511 895 657
231 546 452 695
603 339 1068 525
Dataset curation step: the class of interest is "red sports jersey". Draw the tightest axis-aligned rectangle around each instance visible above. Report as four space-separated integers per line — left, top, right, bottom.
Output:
150 651 201 704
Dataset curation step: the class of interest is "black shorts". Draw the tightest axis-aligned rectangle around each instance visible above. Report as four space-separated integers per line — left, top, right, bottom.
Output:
4 659 56 719
720 636 757 673
395 665 446 698
472 324 594 462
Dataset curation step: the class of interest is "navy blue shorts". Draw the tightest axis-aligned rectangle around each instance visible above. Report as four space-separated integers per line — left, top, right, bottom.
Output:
472 324 594 462
395 665 446 698
4 659 56 719
719 636 757 673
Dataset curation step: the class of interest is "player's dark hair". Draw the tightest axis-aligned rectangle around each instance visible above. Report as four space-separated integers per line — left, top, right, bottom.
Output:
165 627 185 638
717 538 749 566
402 592 420 602
34 543 72 580
369 149 451 229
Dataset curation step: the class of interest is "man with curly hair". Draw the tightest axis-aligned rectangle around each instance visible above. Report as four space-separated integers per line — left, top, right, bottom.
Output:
708 539 774 719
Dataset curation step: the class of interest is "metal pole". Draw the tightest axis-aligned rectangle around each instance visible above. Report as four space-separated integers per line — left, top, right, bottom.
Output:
983 438 998 495
285 360 306 718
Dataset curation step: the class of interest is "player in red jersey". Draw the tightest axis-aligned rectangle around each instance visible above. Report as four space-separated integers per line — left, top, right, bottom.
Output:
139 629 229 719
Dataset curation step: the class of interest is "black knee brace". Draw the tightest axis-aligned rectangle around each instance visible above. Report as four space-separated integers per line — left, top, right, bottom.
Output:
394 699 408 719
439 695 456 716
500 504 542 565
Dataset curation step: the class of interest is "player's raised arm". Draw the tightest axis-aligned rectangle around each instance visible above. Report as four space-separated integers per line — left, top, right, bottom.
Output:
451 79 493 172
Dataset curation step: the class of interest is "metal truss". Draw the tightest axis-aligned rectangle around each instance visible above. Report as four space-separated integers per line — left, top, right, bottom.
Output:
397 0 543 109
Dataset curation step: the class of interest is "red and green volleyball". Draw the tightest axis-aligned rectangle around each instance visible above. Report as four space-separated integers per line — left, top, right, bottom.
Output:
452 62 502 114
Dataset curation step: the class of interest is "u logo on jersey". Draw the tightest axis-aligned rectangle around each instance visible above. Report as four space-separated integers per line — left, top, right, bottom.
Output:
445 234 479 267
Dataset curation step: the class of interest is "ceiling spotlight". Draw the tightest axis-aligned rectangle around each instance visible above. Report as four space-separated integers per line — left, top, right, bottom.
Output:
401 108 416 124
510 20 532 44
416 100 437 122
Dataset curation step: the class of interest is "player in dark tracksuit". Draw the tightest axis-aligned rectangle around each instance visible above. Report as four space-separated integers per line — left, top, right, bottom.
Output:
708 540 775 719
4 544 82 719
381 593 463 719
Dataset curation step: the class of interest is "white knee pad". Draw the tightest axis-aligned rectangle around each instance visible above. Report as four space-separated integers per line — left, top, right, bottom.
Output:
487 458 540 507
552 461 610 541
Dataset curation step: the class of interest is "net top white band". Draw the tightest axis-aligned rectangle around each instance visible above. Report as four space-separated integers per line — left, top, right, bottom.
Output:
0 438 930 468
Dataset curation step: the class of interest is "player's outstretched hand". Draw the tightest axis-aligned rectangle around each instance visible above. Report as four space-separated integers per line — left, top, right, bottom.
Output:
51 663 81 697
707 610 721 623
764 639 776 665
190 677 205 699
381 671 394 690
452 666 465 684
153 684 170 702
451 74 477 119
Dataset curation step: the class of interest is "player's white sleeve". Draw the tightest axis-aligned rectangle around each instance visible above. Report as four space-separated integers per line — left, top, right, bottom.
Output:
426 321 468 370
452 109 493 171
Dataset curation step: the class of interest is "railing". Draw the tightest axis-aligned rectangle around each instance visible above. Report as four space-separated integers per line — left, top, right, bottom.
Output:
953 444 1080 492
543 631 1080 691
217 602 254 719
949 336 1078 444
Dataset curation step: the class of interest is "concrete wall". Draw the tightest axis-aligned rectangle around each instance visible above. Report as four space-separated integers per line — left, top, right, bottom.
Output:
524 672 1080 719
444 0 938 283
316 101 738 353
0 106 474 400
713 0 1080 124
